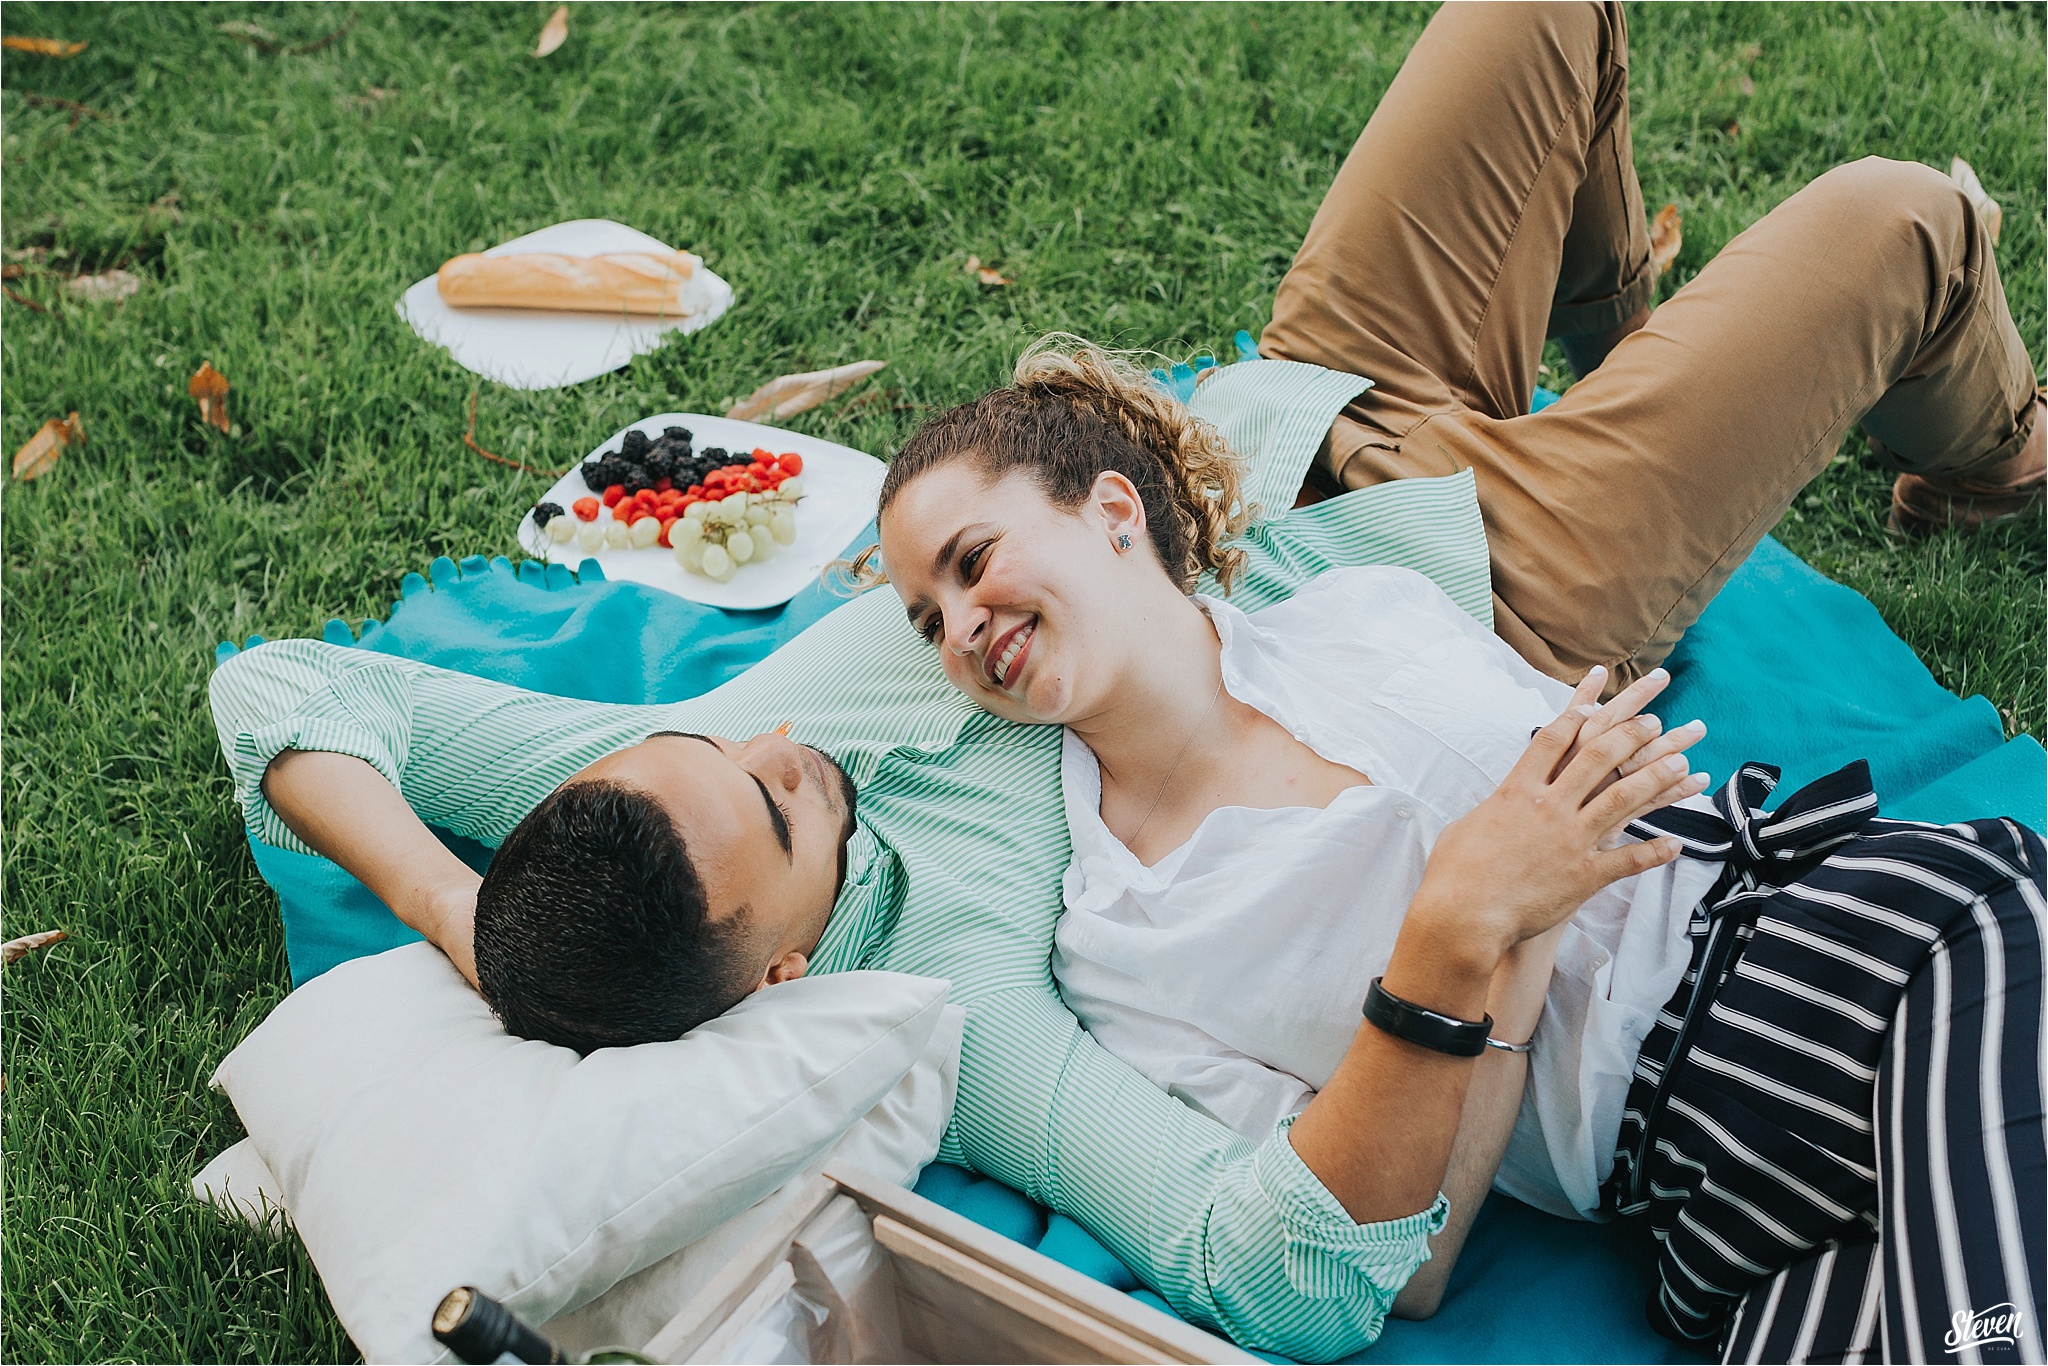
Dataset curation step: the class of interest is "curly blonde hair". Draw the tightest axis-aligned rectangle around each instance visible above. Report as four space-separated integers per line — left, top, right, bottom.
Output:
872 335 1256 593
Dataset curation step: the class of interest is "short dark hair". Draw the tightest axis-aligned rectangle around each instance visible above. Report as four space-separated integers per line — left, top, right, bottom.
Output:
473 779 758 1053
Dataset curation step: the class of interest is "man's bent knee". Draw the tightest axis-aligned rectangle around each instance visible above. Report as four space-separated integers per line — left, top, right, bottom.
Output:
1806 155 1973 249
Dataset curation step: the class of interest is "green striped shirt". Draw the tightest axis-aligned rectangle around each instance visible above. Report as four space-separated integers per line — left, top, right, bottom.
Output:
210 359 1494 1360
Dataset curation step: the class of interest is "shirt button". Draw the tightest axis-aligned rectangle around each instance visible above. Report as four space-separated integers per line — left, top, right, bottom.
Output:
1396 803 1414 821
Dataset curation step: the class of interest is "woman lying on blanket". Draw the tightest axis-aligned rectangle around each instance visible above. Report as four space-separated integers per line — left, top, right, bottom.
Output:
870 2 2044 1353
870 333 2045 1359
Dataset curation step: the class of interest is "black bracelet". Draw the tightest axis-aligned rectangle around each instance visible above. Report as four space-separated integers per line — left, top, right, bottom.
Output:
1362 977 1493 1057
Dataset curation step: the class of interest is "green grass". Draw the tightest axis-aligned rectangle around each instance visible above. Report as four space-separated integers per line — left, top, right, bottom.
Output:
3 3 2041 1360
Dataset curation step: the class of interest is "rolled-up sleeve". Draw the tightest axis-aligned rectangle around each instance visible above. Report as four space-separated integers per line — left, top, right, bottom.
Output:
208 638 675 855
208 640 423 855
939 985 1448 1362
1248 1114 1448 1305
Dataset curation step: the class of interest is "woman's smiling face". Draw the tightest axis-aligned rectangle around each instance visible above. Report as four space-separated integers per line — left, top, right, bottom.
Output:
880 462 1151 726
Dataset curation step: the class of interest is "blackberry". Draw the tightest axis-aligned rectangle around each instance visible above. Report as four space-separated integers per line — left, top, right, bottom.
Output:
578 426 703 495
531 501 565 529
579 457 621 492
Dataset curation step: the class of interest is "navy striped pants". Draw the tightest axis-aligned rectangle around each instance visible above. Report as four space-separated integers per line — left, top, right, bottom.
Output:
1610 762 2045 1364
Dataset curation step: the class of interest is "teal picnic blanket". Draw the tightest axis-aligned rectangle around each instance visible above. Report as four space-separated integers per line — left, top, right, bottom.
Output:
216 527 2043 1365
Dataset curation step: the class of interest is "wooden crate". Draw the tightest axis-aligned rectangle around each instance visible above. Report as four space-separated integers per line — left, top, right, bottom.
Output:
639 1161 1258 1365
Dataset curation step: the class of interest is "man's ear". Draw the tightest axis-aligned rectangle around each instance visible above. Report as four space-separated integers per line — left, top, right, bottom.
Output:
1090 470 1147 547
760 950 809 989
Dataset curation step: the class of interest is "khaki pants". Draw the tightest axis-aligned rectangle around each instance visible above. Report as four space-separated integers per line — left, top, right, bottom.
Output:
1260 1 2039 690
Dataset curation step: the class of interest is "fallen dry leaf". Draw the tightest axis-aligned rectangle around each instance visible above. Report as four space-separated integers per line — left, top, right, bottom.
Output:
963 254 1013 287
1649 204 1683 277
533 6 569 57
2 36 87 56
1 929 66 964
12 413 81 481
1738 72 1755 97
189 362 231 433
1950 157 2001 246
67 268 141 303
727 361 887 423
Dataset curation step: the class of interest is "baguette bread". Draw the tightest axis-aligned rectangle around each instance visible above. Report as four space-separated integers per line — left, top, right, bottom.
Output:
435 248 702 315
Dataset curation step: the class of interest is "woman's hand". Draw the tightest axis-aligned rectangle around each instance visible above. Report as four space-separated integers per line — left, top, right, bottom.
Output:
1548 666 1708 825
1405 670 1709 960
1292 668 1706 1232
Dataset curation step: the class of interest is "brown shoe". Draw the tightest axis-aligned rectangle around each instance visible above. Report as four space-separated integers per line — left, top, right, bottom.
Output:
1889 391 2047 536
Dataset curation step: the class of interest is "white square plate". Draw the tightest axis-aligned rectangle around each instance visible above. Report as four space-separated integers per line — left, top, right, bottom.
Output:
397 220 734 391
517 414 887 611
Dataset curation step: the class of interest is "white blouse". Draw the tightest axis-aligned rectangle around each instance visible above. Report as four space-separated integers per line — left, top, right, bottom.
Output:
1052 566 1724 1219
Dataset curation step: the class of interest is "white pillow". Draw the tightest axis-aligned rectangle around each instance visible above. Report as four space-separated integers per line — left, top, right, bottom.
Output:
540 1022 959 1361
194 1021 960 1359
206 942 957 1364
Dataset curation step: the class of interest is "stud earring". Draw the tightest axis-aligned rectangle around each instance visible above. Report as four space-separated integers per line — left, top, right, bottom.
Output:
1117 534 1132 552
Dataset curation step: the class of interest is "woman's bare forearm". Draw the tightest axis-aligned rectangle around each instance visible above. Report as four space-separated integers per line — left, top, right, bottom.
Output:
1390 923 1561 1318
1287 904 1503 1225
261 749 481 986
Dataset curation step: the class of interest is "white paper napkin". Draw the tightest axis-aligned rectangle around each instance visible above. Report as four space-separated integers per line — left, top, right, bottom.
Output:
397 220 733 390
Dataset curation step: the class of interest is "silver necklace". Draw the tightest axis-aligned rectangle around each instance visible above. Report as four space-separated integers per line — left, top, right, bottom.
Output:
1127 667 1227 849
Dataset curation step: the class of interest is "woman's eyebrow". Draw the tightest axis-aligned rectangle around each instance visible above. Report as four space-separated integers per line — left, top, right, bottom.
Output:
929 526 973 579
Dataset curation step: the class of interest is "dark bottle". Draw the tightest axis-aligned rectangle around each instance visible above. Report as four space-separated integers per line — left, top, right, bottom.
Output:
431 1287 652 1365
432 1286 568 1365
